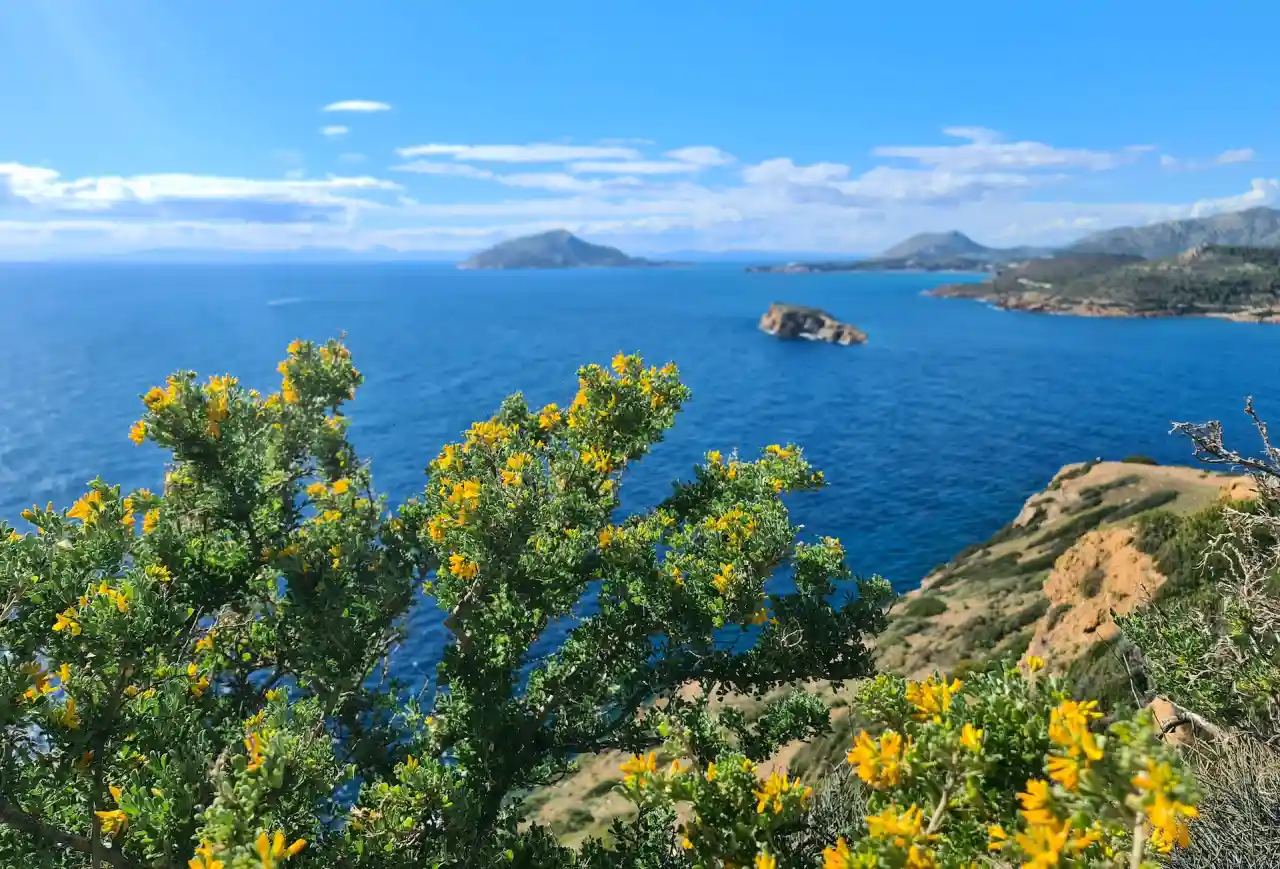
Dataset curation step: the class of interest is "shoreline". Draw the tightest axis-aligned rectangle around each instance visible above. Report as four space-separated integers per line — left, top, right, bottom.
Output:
925 286 1280 324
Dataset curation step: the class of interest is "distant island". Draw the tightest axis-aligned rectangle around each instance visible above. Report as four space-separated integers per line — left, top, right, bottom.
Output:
758 303 867 345
747 231 1051 274
458 230 677 270
929 245 1280 322
746 207 1280 275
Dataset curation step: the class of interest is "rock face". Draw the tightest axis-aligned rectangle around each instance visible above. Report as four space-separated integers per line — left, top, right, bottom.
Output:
758 303 866 345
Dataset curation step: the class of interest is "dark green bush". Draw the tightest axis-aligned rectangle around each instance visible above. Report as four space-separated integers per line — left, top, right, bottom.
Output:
1121 454 1159 465
900 595 948 619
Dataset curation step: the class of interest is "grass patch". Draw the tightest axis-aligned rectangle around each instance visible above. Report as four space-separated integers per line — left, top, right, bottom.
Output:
1108 489 1179 522
1045 602 1073 630
550 807 598 835
1032 505 1119 549
1121 454 1158 465
1048 459 1100 490
583 778 621 799
1015 540 1077 574
1064 638 1144 713
900 596 948 619
1080 567 1107 599
968 599 1051 651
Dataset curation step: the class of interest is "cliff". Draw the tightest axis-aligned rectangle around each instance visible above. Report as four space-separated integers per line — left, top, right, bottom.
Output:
929 245 1280 322
758 303 867 345
524 458 1255 842
459 230 673 270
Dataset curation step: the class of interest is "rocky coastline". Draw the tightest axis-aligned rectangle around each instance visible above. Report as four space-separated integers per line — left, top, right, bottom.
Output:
758 302 867 345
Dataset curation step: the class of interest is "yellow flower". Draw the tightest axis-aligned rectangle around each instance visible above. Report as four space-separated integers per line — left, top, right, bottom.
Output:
435 444 461 471
1024 655 1046 672
1018 779 1057 828
189 840 224 869
705 761 717 781
1047 755 1084 792
447 479 482 509
959 722 983 753
822 837 855 869
755 853 776 869
706 450 723 465
464 419 514 451
1015 816 1071 869
905 676 962 721
196 630 217 652
145 564 172 583
143 508 161 534
865 804 930 848
1132 760 1198 853
95 808 127 836
537 403 562 430
305 482 327 498
712 563 735 594
56 697 80 729
764 444 795 459
254 830 306 869
331 478 351 495
598 526 617 548
53 608 82 636
448 553 479 579
287 339 304 355
245 732 266 772
426 514 450 542
848 729 909 789
128 420 147 445
581 445 613 473
749 607 769 626
619 752 658 787
753 770 810 815
67 490 105 524
988 824 1008 852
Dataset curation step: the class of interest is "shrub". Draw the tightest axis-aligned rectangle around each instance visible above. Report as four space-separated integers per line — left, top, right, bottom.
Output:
899 595 948 619
1081 566 1107 599
1109 489 1180 523
1121 455 1159 466
0 339 1206 869
0 340 896 869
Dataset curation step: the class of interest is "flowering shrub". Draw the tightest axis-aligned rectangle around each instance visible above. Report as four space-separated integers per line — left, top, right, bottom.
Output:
0 339 896 868
615 659 1200 869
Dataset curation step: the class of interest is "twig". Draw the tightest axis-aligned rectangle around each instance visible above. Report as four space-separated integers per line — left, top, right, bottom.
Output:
0 798 138 869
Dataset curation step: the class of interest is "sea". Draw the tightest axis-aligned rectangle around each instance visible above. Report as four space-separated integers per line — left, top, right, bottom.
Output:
2 261 1278 685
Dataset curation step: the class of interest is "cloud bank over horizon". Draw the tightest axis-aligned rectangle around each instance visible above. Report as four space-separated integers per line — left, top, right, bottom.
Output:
0 123 1274 259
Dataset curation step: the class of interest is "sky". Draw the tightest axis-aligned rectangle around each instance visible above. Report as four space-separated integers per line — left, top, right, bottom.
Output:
2 0 1279 258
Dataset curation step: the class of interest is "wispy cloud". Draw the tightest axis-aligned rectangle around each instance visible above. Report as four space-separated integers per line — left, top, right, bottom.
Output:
1216 147 1256 165
665 146 736 166
338 153 367 164
394 143 644 162
873 126 1143 172
568 160 703 175
320 125 349 138
322 100 391 113
0 162 400 224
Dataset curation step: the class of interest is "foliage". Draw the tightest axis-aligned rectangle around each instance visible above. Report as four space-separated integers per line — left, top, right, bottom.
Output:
617 661 1200 868
1118 399 1280 741
0 339 898 869
1119 457 1158 467
899 597 948 620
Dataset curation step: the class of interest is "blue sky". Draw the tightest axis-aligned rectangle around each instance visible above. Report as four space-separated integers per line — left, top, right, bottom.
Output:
1 0 1278 257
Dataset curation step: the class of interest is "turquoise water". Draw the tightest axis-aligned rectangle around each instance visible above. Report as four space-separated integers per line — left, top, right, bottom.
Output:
3 262 1279 681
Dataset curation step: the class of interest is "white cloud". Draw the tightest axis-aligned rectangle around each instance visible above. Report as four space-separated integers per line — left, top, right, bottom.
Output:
322 100 391 113
394 143 643 162
742 158 850 185
664 146 736 166
0 162 400 224
3 126 1275 257
391 161 496 179
873 126 1141 172
568 160 703 175
1216 147 1256 165
321 125 349 138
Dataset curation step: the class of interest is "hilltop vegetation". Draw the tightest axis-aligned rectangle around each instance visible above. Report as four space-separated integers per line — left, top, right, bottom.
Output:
930 245 1280 320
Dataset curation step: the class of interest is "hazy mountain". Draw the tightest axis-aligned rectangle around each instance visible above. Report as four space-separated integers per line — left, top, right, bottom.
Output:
879 231 989 259
1067 207 1280 259
458 230 674 270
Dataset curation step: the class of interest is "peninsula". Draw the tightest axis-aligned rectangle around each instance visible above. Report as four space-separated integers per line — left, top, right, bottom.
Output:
458 230 675 270
928 245 1280 322
758 302 866 345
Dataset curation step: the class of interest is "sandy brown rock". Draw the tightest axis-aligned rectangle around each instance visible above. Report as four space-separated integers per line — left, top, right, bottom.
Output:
759 303 867 345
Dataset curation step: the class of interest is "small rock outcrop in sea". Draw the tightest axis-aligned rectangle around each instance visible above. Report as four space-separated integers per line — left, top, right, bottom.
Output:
758 303 867 345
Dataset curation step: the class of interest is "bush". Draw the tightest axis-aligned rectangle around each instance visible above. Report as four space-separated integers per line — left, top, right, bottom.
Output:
1109 489 1180 523
899 595 948 619
1121 455 1159 465
0 339 1207 869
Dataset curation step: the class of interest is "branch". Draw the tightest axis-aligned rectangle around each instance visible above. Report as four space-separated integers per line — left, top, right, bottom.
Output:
1164 702 1229 742
0 797 138 869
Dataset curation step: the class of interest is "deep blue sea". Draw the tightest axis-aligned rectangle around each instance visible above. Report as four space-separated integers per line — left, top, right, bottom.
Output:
3 262 1279 684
